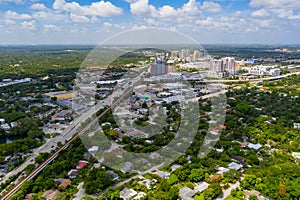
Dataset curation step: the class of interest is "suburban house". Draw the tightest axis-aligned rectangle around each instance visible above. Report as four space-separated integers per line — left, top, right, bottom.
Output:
43 190 59 200
68 169 78 179
179 186 195 200
76 160 88 169
51 110 73 121
120 187 137 200
228 162 243 171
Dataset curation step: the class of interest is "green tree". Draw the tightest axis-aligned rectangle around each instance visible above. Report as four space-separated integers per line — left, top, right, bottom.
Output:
189 168 205 182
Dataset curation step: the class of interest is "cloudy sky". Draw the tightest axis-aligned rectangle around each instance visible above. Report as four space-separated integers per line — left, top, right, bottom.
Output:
0 0 299 44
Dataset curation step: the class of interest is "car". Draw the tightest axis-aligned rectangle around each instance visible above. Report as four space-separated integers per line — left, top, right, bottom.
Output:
51 145 55 148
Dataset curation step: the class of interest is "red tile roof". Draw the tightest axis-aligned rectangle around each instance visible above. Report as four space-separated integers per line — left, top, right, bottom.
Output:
76 161 88 169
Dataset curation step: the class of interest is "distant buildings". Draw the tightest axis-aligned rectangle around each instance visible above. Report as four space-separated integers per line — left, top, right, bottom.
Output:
180 49 190 59
242 65 281 76
168 49 204 63
245 59 257 64
210 57 236 77
0 78 32 87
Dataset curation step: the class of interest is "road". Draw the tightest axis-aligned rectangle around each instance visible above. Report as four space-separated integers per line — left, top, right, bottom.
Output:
94 163 165 198
0 71 147 200
0 100 105 185
202 71 300 83
73 182 85 200
215 181 240 200
0 103 115 200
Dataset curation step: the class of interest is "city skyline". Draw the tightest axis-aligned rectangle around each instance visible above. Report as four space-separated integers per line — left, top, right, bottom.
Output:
0 0 299 44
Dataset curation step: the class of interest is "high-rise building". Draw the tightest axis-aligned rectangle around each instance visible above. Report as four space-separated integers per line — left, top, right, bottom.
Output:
210 59 224 72
171 51 179 59
151 58 167 76
209 57 236 77
180 49 190 59
193 51 201 61
222 57 236 75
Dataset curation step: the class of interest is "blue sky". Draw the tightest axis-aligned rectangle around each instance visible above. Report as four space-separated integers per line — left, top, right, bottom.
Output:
0 0 299 44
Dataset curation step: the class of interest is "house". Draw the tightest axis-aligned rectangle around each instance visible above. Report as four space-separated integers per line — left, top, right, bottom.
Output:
88 146 99 155
25 194 34 200
153 170 170 179
68 169 78 179
51 110 73 121
43 190 59 200
179 186 195 200
76 160 88 169
216 166 230 175
135 192 146 200
120 188 137 200
58 179 71 189
209 174 220 181
10 122 18 128
194 182 210 193
293 123 300 129
126 130 142 138
245 190 265 200
247 143 262 150
231 156 247 165
138 179 152 189
121 162 133 174
292 152 300 160
216 148 224 153
83 152 93 160
171 164 182 172
228 162 243 171
1 123 10 131
108 170 119 181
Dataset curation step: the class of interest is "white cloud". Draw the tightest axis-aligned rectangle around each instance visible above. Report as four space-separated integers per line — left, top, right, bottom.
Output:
21 20 36 30
30 3 48 11
130 0 156 15
129 0 202 18
3 19 16 24
5 10 32 20
249 0 300 9
273 9 300 20
32 11 66 23
103 22 112 27
158 5 177 18
178 0 201 16
251 8 270 17
53 0 123 17
245 27 260 33
70 13 90 23
91 16 99 23
200 1 222 13
44 24 60 31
